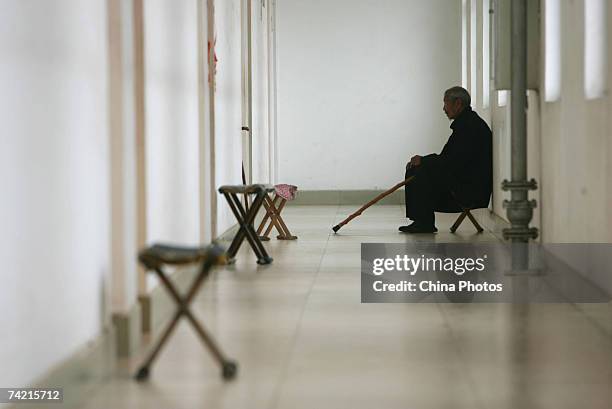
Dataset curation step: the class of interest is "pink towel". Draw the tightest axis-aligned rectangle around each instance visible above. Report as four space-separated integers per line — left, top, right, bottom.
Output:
275 184 298 201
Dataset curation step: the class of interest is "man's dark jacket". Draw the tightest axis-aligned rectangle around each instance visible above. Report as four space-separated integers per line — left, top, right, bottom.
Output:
422 106 492 208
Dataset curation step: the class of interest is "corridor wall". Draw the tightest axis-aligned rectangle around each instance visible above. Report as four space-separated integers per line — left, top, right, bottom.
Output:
0 0 111 387
0 0 265 389
251 0 272 185
276 0 462 190
534 0 612 242
465 0 612 295
482 0 612 242
144 0 201 247
214 0 244 234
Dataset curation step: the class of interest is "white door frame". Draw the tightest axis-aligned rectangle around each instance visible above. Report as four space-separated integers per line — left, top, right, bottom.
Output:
241 0 253 184
267 0 278 184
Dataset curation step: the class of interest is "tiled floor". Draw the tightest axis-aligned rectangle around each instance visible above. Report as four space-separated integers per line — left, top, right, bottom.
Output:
80 205 612 409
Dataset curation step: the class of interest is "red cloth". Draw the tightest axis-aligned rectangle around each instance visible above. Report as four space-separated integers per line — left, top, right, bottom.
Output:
275 184 298 201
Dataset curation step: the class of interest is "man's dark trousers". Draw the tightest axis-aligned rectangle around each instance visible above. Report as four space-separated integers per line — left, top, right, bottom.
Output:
404 160 459 227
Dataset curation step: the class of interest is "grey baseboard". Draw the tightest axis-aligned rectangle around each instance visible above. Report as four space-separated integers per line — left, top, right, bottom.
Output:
112 303 142 358
139 294 152 333
287 190 405 206
286 191 509 238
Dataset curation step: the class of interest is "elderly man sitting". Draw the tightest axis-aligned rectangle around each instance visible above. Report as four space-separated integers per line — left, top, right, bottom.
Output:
400 86 492 234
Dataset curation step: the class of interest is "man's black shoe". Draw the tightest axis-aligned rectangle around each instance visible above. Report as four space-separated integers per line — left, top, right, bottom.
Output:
398 222 438 234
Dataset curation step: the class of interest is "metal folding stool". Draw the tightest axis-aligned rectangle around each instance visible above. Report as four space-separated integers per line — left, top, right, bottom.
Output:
218 184 275 264
134 243 238 381
257 184 298 241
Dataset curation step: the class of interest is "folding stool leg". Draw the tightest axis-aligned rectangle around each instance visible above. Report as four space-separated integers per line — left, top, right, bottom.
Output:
183 311 225 362
256 196 272 239
465 209 484 233
450 211 468 233
274 199 297 240
260 196 296 240
135 267 188 376
135 265 237 381
262 196 285 239
224 193 248 257
165 264 237 378
135 308 183 380
257 195 281 241
225 192 272 264
224 193 265 261
135 268 202 378
241 192 273 263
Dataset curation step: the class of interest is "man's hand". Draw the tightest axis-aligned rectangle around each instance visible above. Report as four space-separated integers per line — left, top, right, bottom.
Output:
407 155 422 169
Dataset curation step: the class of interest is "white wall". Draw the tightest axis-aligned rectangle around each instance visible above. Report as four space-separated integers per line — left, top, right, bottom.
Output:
145 0 201 245
486 0 612 242
199 0 215 243
108 0 140 313
0 0 268 388
251 0 271 185
0 0 110 386
534 0 611 242
214 0 244 234
277 0 462 190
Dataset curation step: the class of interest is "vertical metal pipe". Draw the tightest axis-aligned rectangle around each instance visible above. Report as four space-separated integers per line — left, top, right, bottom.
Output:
502 0 538 244
511 0 527 186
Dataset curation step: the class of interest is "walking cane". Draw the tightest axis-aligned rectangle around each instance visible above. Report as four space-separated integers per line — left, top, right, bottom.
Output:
241 126 250 212
241 162 249 212
332 176 415 233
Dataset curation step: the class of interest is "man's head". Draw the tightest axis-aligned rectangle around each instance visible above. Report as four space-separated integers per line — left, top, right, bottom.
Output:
443 86 471 120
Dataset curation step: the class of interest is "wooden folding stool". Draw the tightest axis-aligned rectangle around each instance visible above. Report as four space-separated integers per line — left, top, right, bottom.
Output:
441 190 487 234
257 184 298 241
134 243 238 381
219 184 275 264
450 208 484 233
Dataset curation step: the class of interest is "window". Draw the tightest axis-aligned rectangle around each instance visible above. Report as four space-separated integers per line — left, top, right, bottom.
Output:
497 90 508 107
482 0 490 108
462 0 468 88
545 0 561 102
470 0 478 104
584 0 607 99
